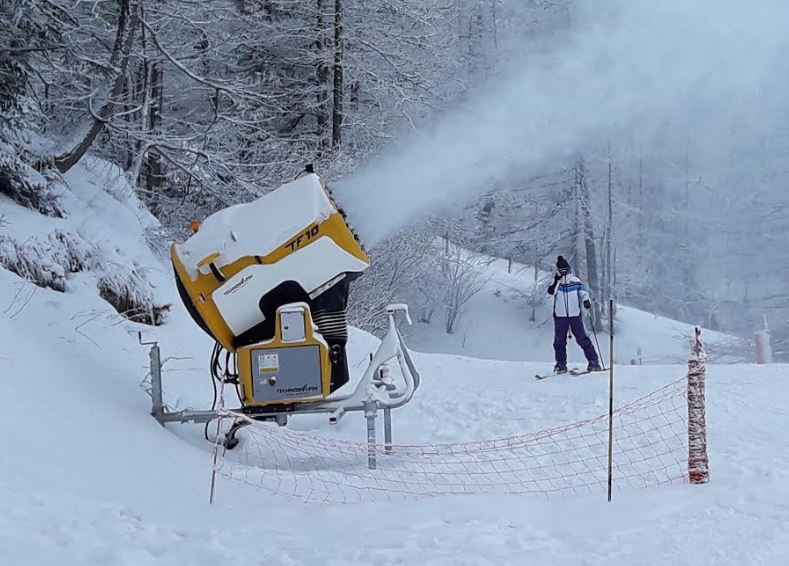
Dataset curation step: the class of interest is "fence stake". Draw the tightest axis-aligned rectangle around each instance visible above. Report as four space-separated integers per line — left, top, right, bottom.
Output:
688 327 710 484
607 298 615 502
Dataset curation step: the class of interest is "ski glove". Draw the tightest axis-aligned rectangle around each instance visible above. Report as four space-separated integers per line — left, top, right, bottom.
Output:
583 300 592 310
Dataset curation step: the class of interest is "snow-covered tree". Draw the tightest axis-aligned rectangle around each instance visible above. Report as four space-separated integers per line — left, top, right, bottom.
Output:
0 0 64 216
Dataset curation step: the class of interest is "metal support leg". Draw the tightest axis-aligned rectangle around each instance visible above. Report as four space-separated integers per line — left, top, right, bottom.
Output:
383 407 392 455
149 343 164 422
365 402 377 470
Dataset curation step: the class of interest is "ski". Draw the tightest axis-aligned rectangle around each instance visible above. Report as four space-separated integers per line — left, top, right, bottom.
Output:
568 368 606 377
534 372 558 380
534 368 578 380
535 367 604 379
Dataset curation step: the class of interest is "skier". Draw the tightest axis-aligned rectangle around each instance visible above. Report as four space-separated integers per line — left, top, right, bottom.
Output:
547 256 601 374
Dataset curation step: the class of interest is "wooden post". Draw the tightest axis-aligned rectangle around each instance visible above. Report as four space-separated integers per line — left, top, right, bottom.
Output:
754 316 772 364
754 331 772 364
688 327 710 484
607 298 615 502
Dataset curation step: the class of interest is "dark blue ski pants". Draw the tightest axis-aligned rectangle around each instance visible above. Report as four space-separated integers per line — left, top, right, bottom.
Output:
554 316 598 365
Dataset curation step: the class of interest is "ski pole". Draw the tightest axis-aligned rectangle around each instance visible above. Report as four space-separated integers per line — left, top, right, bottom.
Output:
589 303 607 370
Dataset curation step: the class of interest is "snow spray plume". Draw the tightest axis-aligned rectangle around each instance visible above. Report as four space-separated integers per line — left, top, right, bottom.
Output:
335 0 789 246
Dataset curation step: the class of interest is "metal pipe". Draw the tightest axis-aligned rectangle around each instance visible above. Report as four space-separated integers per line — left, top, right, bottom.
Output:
329 407 345 425
149 344 164 420
157 410 225 424
365 402 377 470
384 407 392 455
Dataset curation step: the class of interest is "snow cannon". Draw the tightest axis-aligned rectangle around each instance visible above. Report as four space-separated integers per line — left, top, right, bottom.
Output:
171 171 370 408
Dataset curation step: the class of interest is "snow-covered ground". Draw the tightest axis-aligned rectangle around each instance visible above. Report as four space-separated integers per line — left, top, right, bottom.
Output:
1 169 787 565
3 266 788 565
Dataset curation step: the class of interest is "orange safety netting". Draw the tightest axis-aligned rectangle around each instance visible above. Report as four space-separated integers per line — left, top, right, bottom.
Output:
213 377 689 504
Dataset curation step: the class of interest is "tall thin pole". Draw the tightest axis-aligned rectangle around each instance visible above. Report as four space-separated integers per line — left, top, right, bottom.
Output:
209 362 228 505
149 343 163 420
607 298 615 502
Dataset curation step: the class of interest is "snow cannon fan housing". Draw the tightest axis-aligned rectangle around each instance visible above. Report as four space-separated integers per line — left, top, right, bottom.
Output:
171 173 369 408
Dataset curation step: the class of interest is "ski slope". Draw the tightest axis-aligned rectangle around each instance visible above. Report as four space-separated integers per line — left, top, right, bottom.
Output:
1 169 787 565
406 248 745 366
2 267 789 565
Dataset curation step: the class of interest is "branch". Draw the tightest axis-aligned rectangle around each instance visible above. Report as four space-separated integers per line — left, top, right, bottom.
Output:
54 1 140 173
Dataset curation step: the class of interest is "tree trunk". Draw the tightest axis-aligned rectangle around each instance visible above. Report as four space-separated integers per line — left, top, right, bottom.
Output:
573 160 583 270
613 246 617 290
530 265 538 322
315 0 329 150
490 0 498 50
123 73 134 170
585 236 602 330
637 152 644 276
145 62 164 212
682 142 695 290
134 18 149 164
55 1 139 174
331 0 344 149
576 156 603 330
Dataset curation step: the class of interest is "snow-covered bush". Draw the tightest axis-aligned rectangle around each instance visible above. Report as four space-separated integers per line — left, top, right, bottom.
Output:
0 231 78 292
97 270 170 326
0 229 169 326
0 146 64 218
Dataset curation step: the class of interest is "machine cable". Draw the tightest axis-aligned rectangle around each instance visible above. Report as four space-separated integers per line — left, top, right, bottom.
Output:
204 341 241 441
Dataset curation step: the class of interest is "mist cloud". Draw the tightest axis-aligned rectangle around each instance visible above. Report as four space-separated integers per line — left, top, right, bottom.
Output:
336 0 789 245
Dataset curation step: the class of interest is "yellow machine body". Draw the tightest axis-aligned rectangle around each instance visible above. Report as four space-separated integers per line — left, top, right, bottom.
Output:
171 173 369 407
236 303 332 407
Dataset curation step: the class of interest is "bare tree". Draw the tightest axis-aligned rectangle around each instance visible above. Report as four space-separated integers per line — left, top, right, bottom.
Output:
348 229 435 334
438 242 489 335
